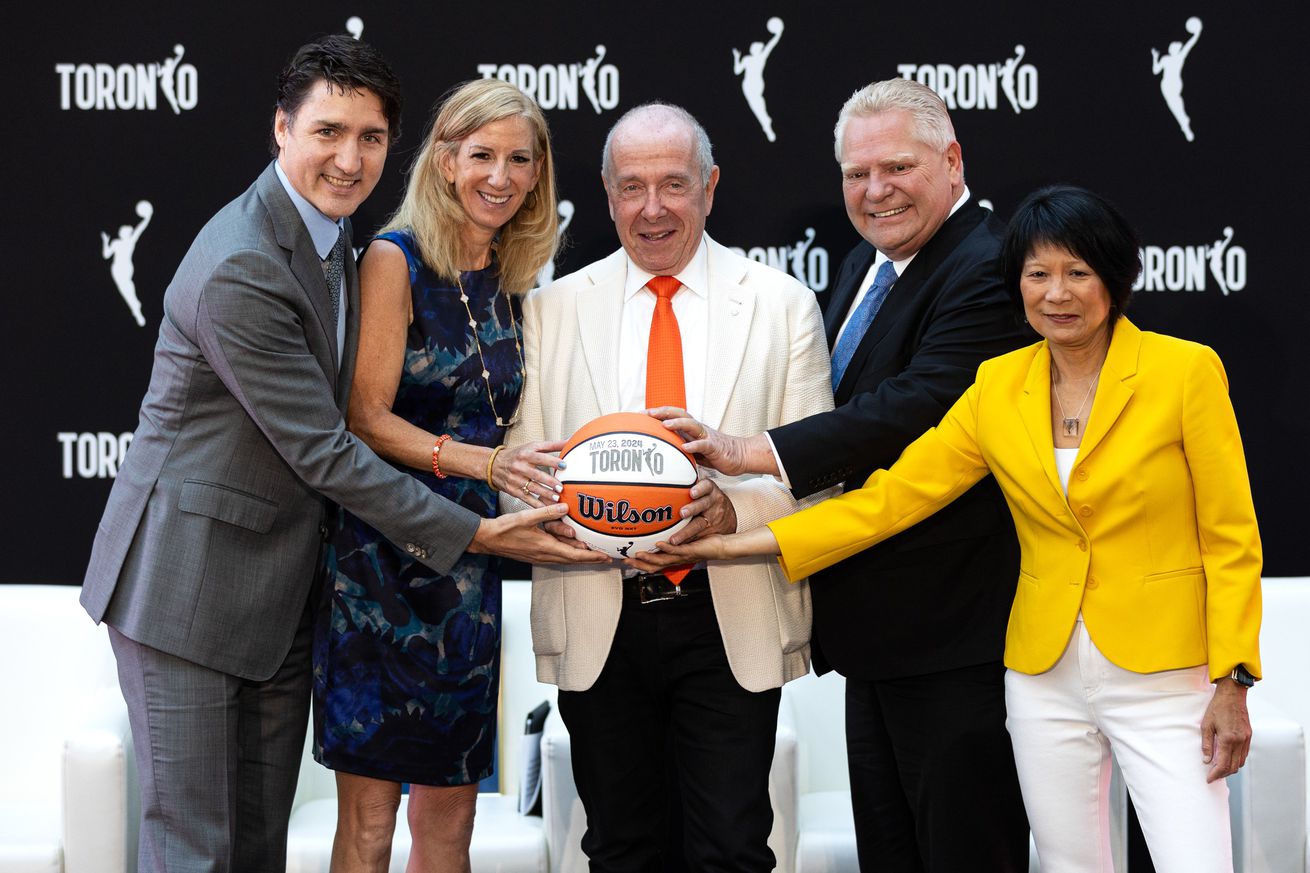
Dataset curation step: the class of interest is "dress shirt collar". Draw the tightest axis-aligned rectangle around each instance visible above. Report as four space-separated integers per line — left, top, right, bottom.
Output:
274 161 345 259
879 186 972 277
622 235 710 301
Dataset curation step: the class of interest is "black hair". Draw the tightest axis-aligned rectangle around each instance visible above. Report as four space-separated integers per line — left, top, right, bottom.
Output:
1001 185 1141 322
268 34 403 156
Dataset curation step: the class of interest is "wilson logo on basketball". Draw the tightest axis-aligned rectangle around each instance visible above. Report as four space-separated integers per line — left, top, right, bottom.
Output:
575 494 675 525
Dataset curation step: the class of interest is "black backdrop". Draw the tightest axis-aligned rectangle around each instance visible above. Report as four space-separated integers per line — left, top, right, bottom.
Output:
6 0 1308 582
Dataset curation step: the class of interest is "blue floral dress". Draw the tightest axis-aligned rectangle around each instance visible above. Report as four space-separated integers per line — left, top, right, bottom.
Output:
312 229 522 786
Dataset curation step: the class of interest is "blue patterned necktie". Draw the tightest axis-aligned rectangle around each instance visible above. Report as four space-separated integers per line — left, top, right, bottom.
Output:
830 259 898 391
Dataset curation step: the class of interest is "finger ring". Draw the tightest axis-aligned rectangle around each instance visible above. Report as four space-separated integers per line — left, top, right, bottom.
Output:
522 481 532 496
698 425 707 439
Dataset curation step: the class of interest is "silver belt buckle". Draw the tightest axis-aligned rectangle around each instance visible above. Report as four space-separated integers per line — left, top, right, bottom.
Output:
637 574 680 604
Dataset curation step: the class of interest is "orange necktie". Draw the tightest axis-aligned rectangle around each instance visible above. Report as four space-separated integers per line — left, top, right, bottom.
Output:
645 276 686 410
644 276 691 584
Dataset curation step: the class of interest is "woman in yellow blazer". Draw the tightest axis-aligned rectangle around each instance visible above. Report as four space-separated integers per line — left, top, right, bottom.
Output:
638 186 1261 873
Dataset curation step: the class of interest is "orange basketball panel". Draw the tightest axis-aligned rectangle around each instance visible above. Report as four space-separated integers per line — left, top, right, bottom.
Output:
560 482 692 537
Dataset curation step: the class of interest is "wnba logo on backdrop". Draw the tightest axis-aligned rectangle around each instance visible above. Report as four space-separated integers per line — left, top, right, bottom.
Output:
536 200 575 288
56 44 197 112
1133 227 1247 295
477 45 619 113
896 45 1037 113
728 228 830 293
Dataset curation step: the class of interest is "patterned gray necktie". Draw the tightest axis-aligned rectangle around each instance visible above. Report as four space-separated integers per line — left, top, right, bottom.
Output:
324 228 346 327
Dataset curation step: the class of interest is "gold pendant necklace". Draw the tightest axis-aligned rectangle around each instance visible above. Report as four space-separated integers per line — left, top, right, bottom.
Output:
456 273 524 428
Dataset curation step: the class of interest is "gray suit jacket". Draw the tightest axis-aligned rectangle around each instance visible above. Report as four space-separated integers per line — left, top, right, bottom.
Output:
502 237 836 693
82 163 481 680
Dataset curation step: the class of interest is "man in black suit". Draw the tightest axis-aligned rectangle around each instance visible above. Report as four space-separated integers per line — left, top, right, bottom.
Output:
652 78 1032 872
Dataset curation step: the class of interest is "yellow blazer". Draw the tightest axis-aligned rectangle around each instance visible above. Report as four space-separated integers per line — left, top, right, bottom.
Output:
770 318 1262 680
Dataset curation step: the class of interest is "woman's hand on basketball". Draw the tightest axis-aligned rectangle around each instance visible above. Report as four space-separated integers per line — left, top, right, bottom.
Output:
624 537 725 571
666 478 736 545
645 408 778 477
493 440 566 508
625 526 783 571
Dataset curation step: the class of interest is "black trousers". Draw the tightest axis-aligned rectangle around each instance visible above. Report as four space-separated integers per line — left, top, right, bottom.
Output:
845 661 1029 873
558 589 780 873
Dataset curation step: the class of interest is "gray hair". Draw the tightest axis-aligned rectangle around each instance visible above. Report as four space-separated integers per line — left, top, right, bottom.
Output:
833 78 956 161
602 102 715 186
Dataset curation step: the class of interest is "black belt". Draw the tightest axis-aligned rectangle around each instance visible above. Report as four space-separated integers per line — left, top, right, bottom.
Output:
623 568 710 605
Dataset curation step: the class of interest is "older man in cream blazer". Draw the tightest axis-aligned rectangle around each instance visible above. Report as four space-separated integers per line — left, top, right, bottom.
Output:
503 103 833 873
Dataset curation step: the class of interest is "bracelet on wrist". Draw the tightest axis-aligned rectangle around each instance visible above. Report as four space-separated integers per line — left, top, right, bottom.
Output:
486 445 506 490
431 434 452 479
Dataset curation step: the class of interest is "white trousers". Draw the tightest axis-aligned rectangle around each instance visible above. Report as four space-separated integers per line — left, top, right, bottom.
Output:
1005 619 1232 873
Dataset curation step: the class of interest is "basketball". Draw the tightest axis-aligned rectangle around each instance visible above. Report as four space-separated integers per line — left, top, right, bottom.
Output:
555 412 697 559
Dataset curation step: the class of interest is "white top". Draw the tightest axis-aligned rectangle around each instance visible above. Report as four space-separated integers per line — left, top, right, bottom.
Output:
1055 447 1079 495
618 236 710 418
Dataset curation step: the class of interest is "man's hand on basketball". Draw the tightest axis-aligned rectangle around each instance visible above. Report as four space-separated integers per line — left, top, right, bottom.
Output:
468 503 608 564
492 440 566 508
645 407 779 477
667 477 736 544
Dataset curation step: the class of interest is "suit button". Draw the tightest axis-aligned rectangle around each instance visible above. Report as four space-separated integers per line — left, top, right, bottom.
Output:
1077 539 1088 551
405 543 417 554
1079 505 1093 517
1076 468 1089 481
319 523 329 540
1086 576 1099 590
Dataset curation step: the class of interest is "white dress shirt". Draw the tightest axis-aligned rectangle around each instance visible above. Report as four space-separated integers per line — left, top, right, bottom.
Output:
617 236 711 418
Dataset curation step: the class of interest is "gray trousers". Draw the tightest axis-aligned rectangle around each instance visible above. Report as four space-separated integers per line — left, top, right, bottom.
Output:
109 600 313 873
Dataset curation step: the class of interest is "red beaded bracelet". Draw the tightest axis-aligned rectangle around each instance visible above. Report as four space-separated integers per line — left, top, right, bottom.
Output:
431 434 452 479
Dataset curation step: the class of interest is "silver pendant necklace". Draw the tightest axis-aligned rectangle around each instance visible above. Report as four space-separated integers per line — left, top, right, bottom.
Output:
1052 369 1100 437
456 273 524 428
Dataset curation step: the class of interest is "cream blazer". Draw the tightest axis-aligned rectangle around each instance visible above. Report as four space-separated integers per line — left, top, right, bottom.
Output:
503 236 835 692
771 319 1262 680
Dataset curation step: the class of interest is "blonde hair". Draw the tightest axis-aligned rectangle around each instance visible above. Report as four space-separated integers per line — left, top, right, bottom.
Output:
381 79 558 293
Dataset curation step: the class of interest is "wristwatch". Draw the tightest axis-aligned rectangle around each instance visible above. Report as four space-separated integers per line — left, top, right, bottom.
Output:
1227 664 1256 688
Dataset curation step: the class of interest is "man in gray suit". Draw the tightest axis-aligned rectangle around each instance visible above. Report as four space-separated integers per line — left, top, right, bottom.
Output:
81 36 596 873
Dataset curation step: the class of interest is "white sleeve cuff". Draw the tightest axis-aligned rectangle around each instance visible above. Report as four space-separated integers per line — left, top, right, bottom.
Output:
764 431 793 490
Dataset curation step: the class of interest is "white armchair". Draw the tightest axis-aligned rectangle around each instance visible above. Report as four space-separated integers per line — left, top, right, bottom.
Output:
0 584 136 873
1250 579 1310 872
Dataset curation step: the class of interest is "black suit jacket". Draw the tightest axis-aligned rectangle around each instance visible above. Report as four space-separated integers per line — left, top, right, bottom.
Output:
770 202 1033 680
